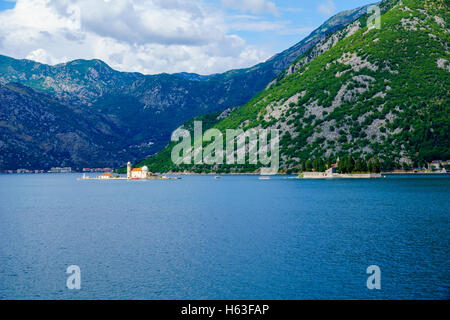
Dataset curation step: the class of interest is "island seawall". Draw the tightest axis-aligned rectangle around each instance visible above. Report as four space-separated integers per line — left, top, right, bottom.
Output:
300 168 381 179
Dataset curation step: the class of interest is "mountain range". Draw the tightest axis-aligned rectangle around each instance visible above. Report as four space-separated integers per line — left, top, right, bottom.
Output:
0 4 374 170
2 0 448 173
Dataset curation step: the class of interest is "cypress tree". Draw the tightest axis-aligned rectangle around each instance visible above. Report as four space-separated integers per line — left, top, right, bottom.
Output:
374 158 381 173
313 158 319 171
361 159 368 172
319 158 326 172
306 160 312 171
339 156 346 173
354 158 362 172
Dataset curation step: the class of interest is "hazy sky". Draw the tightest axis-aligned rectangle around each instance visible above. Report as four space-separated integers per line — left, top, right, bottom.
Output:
0 0 375 75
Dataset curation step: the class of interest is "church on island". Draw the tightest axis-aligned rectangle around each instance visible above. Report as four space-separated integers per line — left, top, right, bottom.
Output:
127 162 154 179
80 162 179 180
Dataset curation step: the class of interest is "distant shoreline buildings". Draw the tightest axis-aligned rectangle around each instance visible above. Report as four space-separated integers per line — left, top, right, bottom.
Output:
48 167 72 173
0 166 113 174
428 160 449 171
82 168 113 173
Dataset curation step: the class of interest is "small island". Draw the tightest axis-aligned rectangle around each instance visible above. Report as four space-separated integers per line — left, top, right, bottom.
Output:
81 162 180 181
300 167 381 179
298 156 381 179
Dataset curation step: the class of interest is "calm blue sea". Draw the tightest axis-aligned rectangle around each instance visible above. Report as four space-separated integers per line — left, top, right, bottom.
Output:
0 174 448 300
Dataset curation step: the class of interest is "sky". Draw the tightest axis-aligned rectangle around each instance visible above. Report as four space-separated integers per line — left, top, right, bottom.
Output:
0 0 375 75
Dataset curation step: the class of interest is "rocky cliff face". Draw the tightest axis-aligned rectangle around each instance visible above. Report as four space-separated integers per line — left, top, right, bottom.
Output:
0 83 129 169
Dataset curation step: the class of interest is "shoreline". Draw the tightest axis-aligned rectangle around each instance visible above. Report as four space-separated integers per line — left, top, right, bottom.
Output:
381 172 448 175
164 171 449 176
1 171 449 176
79 175 180 181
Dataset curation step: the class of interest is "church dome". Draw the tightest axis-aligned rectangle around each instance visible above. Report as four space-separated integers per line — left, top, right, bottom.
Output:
142 166 149 171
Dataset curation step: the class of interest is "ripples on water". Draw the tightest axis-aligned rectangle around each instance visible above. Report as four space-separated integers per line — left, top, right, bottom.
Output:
0 174 448 299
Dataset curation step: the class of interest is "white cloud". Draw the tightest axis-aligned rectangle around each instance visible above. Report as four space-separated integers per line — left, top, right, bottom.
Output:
227 15 287 32
227 16 313 36
318 0 336 16
0 0 270 74
25 48 55 65
281 8 304 13
230 20 285 32
222 0 279 17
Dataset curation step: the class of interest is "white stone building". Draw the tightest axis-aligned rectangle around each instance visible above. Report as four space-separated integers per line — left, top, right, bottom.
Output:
127 162 153 179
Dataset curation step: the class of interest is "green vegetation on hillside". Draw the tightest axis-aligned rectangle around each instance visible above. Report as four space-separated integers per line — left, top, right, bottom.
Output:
138 0 449 174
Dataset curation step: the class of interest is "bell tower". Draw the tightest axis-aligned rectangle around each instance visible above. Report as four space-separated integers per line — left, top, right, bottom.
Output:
127 162 131 179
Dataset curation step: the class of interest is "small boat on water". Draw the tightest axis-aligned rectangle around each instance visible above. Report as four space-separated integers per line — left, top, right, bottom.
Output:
214 176 221 179
259 176 270 180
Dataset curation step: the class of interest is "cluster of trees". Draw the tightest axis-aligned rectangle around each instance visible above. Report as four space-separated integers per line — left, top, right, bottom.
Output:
338 156 381 174
301 158 329 172
301 155 382 173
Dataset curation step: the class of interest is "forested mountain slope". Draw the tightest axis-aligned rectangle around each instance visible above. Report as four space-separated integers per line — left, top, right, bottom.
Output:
140 0 449 173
